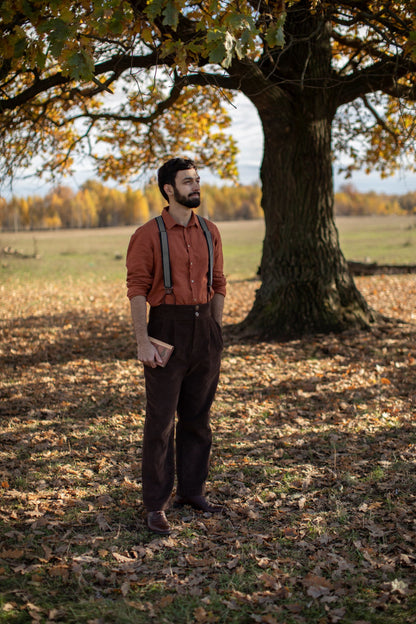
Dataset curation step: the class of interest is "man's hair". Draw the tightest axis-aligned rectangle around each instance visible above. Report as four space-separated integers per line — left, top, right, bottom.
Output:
157 158 197 201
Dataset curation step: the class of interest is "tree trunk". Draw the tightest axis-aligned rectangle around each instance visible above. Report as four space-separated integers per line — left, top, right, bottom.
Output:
240 2 375 338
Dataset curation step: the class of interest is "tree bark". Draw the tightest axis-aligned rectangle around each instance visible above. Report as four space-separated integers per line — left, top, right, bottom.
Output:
239 2 375 338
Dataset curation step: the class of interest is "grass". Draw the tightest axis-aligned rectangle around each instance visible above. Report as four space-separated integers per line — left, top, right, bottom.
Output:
0 227 130 283
1 215 415 287
336 214 416 265
0 220 265 284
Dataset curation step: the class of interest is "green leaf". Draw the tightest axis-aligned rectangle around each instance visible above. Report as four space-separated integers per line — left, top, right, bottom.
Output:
59 7 75 24
21 0 35 19
38 18 71 41
13 37 27 58
209 42 227 65
265 22 285 48
226 13 256 32
163 0 179 29
145 0 165 21
66 49 95 81
37 17 72 58
49 40 65 58
240 27 254 50
108 9 125 35
35 50 47 70
207 30 235 67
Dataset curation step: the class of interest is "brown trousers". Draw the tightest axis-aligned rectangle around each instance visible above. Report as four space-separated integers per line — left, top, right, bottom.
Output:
142 302 223 511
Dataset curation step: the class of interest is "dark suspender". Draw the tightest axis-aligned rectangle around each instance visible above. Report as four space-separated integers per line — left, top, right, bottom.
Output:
155 215 173 294
155 214 213 296
196 214 214 292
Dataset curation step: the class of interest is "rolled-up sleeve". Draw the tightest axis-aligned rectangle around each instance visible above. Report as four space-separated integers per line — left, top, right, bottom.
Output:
126 224 155 300
210 223 227 297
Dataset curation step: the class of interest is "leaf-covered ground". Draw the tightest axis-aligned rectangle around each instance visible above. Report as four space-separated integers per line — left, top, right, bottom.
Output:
0 275 415 624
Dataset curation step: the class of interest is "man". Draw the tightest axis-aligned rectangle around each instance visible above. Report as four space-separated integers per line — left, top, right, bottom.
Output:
126 157 226 535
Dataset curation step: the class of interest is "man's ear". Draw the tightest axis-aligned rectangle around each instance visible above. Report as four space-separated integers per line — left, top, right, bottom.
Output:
164 183 174 198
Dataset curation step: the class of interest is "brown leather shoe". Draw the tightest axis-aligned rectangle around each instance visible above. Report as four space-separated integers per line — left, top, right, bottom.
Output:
147 511 171 535
174 495 224 514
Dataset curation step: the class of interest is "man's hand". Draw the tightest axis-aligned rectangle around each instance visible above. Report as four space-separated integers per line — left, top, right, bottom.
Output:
130 296 162 368
137 339 163 368
211 293 225 327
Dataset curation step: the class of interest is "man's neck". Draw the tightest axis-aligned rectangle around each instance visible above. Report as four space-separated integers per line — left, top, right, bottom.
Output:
168 203 193 226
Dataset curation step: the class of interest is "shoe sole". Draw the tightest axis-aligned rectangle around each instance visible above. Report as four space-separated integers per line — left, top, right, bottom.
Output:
173 499 223 513
147 525 171 535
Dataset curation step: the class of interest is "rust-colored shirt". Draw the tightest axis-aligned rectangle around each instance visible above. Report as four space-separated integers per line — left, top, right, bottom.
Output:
126 208 226 305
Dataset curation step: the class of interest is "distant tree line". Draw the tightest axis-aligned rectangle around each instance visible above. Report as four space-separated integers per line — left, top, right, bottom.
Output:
335 184 416 216
0 181 415 231
0 181 263 231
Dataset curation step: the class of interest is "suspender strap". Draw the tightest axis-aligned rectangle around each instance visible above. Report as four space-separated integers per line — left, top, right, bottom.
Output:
196 215 213 291
155 215 173 293
155 214 214 295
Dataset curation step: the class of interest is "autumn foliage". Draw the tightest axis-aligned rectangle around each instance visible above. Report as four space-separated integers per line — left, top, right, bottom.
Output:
2 181 416 231
0 181 263 231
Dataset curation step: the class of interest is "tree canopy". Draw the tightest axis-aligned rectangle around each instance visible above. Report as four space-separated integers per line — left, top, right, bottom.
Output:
2 1 414 186
0 0 245 184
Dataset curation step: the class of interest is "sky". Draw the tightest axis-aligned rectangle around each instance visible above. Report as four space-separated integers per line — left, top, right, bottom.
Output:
227 95 416 195
3 93 416 199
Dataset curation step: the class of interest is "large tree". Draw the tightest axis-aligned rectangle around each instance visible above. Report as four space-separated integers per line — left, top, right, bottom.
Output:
1 0 416 337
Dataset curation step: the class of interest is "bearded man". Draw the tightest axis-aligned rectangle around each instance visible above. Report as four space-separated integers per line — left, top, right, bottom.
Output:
126 158 226 535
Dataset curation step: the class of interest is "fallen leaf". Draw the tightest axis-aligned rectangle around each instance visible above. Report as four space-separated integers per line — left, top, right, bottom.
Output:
302 574 333 598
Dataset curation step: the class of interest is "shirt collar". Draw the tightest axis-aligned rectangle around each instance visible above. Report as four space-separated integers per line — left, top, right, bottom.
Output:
162 207 198 229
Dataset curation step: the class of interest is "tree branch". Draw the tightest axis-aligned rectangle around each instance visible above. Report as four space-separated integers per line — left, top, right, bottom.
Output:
331 30 395 65
0 51 163 112
332 0 412 37
61 73 188 126
184 71 242 92
334 57 416 107
361 93 398 142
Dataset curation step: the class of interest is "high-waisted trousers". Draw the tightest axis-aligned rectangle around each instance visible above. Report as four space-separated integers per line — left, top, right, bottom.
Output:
142 302 223 512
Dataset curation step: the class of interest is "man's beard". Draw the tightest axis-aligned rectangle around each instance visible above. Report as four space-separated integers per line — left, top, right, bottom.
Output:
173 187 200 208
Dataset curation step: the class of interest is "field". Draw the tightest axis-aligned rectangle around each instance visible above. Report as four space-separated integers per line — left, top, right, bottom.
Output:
1 215 416 286
1 217 416 624
336 215 416 266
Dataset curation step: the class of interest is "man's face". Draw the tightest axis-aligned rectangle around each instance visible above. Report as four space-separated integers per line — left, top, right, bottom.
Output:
171 168 201 208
